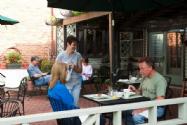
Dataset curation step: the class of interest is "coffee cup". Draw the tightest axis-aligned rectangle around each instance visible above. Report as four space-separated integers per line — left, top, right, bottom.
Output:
123 89 130 93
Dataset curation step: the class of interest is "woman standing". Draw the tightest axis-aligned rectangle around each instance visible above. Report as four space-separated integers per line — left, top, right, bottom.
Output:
56 35 82 106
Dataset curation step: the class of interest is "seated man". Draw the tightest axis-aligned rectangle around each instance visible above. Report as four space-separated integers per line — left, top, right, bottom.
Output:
27 56 51 86
123 57 167 125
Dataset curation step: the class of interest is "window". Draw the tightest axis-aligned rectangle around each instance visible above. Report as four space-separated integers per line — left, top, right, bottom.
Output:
167 32 182 74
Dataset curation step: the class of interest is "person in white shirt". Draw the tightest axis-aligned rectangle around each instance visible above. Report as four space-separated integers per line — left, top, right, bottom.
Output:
81 57 93 81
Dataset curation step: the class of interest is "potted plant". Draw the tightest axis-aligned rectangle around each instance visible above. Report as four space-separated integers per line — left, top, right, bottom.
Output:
5 51 22 69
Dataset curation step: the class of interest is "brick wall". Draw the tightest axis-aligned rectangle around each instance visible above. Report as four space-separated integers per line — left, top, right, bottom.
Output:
0 0 53 69
0 43 51 69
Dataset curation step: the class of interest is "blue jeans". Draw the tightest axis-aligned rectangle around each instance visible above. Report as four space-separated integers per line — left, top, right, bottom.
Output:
66 78 82 106
123 107 165 125
35 75 51 86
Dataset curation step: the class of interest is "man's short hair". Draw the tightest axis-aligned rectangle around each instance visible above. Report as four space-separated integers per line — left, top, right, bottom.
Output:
31 56 40 62
138 57 155 69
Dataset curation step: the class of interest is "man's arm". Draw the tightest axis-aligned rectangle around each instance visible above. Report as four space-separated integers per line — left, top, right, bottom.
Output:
156 96 165 100
70 57 82 73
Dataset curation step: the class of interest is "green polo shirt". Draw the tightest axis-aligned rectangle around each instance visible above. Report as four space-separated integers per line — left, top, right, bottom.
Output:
140 72 167 100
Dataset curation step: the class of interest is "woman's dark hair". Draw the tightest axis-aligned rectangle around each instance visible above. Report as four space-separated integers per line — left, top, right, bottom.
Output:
83 56 89 63
66 35 78 45
138 57 155 69
31 56 40 62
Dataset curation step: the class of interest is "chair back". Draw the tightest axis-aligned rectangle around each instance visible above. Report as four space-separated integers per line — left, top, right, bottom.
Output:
0 88 5 100
48 97 81 125
0 99 19 118
181 79 187 97
17 77 27 101
0 88 10 102
157 76 172 120
164 75 172 98
27 69 36 85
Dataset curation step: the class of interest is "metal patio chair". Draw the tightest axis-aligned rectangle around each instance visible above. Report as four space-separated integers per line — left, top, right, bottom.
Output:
181 79 187 97
0 99 19 118
6 77 27 115
27 69 48 95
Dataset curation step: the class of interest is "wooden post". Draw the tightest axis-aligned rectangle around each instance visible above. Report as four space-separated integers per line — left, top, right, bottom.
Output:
109 12 114 84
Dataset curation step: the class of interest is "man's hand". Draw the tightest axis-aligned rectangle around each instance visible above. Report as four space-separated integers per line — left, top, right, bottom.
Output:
132 108 146 115
128 85 136 92
34 73 47 78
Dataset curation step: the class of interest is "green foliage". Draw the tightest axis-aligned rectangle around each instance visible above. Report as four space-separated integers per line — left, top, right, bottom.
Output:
72 11 83 16
5 51 22 64
40 59 53 73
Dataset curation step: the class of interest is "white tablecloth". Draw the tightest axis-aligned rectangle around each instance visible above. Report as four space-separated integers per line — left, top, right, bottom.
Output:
0 69 28 88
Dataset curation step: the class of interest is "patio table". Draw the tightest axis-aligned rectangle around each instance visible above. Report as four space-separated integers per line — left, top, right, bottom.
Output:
0 69 28 90
83 93 150 124
83 93 150 106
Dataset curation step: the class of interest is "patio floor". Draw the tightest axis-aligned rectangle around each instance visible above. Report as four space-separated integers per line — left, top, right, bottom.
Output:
24 95 98 125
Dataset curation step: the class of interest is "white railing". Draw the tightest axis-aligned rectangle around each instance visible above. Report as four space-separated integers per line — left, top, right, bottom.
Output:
0 97 187 125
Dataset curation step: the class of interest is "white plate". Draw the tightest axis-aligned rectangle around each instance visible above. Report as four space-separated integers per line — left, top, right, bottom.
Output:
92 94 110 99
84 94 110 99
118 79 129 83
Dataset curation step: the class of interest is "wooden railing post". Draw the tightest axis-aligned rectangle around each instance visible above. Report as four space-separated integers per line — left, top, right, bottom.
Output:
113 111 122 125
148 106 157 124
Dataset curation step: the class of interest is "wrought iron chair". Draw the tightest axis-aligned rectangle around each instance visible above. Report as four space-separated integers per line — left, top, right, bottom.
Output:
27 69 48 95
0 74 9 102
181 79 187 97
17 77 27 115
6 77 27 115
0 99 19 118
0 87 10 102
48 96 81 125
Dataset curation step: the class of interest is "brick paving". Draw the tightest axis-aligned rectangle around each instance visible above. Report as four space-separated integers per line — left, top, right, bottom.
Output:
24 95 98 125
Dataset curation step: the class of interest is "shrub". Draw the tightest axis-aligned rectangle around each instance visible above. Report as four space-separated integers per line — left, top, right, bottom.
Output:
40 59 53 73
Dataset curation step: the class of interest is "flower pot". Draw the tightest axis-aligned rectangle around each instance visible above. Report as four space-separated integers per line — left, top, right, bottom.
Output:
6 63 21 69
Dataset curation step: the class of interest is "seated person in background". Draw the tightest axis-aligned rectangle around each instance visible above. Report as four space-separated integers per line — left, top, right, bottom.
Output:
81 57 93 81
27 56 51 86
123 57 167 125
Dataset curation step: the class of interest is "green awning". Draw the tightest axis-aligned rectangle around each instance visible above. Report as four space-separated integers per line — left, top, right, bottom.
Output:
0 15 19 25
47 0 179 12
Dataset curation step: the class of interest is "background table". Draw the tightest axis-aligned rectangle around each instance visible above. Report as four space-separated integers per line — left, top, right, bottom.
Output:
0 69 28 88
